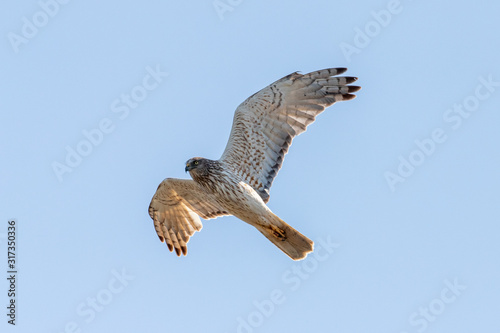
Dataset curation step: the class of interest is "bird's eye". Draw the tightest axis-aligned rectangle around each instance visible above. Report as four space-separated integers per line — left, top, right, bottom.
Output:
194 161 199 165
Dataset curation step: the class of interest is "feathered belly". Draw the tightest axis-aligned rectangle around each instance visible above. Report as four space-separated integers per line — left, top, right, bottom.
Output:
204 178 270 225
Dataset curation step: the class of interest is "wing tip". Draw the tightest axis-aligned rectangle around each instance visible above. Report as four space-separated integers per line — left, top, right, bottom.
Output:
334 67 348 75
348 85 361 93
172 245 188 256
165 240 188 257
342 93 357 101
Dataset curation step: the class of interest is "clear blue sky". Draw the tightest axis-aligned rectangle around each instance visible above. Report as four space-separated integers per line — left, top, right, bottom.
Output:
1 1 499 332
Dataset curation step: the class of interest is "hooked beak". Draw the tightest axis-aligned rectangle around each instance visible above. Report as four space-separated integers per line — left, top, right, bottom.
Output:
185 164 191 173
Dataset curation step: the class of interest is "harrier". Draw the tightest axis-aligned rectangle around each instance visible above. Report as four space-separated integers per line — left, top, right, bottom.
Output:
149 68 360 260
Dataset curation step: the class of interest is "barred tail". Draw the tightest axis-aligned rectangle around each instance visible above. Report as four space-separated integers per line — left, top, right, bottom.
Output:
255 213 314 260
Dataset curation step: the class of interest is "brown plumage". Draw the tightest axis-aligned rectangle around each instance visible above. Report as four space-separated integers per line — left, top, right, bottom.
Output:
148 68 360 260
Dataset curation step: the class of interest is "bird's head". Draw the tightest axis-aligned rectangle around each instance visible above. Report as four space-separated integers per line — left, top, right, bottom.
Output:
185 157 206 174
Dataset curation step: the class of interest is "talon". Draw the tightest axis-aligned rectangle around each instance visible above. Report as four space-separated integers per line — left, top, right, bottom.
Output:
271 225 286 240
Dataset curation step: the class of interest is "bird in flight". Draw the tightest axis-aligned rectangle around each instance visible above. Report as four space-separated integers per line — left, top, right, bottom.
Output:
148 68 360 260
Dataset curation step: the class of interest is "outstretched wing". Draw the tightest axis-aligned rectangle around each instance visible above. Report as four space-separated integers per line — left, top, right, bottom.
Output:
219 68 360 202
148 178 229 256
